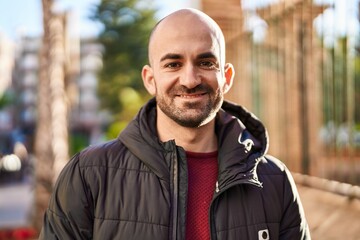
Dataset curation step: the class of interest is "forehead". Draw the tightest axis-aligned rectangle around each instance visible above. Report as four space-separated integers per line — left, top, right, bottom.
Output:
149 10 224 63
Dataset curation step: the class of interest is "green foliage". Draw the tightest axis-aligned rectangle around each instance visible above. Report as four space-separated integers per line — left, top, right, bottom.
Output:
103 86 152 140
0 91 15 110
90 0 157 118
321 36 360 125
354 54 360 123
105 121 128 139
69 133 89 155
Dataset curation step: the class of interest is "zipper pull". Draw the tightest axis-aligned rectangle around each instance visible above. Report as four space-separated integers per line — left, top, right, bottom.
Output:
215 181 219 193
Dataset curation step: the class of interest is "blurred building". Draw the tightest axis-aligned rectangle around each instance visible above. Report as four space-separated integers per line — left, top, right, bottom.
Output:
12 36 41 132
1 35 106 156
70 38 108 145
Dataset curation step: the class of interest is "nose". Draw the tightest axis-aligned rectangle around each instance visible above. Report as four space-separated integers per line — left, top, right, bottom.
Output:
179 64 201 89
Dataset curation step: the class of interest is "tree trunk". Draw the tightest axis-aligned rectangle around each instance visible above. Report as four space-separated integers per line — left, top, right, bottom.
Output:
48 12 70 183
34 0 70 231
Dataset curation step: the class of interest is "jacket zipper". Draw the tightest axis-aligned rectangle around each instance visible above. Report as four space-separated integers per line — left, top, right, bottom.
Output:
209 179 263 239
171 147 179 240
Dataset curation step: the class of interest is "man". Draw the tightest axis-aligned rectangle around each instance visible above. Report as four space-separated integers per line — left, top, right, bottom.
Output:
40 8 310 240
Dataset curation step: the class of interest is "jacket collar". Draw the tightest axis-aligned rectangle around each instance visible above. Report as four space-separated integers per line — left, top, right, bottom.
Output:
119 98 268 187
119 98 171 181
215 101 268 189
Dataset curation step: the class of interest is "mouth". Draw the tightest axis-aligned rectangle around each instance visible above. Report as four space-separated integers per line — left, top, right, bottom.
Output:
177 93 206 99
176 92 207 98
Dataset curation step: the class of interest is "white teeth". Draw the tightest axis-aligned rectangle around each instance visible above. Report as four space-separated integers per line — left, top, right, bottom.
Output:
180 95 200 98
179 94 204 98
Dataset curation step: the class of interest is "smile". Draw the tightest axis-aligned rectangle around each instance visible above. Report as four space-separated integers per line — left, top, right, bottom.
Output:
177 93 207 98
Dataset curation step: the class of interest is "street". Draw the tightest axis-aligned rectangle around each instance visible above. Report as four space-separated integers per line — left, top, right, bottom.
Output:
0 181 34 229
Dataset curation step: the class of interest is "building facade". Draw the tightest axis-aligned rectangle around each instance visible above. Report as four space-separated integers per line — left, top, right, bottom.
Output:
0 35 105 158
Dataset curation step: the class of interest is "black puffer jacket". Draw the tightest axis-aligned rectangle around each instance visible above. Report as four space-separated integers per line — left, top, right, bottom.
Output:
39 98 310 239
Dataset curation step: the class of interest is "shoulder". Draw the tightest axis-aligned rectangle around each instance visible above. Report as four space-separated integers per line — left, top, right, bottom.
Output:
257 155 287 174
68 138 128 169
55 138 123 178
61 137 149 179
54 138 128 184
256 155 301 206
52 138 134 205
256 155 296 187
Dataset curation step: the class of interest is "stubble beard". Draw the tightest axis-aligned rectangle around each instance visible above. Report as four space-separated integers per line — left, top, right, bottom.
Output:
156 85 224 128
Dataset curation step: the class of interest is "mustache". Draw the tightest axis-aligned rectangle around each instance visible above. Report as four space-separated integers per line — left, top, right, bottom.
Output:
172 84 213 94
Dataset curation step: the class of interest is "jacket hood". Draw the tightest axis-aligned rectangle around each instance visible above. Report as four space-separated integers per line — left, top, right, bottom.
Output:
215 100 269 189
217 100 269 160
119 99 172 180
119 98 269 187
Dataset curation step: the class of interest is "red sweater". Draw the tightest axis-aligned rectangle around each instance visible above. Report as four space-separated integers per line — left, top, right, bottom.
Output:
185 151 218 240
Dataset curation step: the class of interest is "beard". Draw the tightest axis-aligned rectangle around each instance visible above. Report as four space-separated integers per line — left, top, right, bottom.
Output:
156 84 224 128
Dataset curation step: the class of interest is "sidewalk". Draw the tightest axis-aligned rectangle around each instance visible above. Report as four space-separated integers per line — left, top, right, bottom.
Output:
298 183 360 239
0 182 34 229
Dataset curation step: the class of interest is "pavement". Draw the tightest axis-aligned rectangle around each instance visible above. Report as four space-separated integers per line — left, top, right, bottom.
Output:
0 182 34 229
298 184 360 240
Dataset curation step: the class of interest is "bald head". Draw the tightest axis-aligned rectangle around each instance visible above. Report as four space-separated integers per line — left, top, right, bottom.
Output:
148 8 226 67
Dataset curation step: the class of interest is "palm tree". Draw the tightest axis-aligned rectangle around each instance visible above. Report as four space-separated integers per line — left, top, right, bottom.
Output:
34 0 70 230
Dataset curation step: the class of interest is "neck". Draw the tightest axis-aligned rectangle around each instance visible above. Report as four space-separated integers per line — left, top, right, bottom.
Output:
156 110 218 153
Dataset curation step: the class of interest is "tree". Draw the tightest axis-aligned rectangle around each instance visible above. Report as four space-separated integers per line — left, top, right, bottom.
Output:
0 91 14 110
34 0 71 230
90 0 157 121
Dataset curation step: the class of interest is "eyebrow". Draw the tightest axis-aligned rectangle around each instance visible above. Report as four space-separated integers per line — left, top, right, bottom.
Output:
160 53 183 62
197 52 217 60
159 52 217 62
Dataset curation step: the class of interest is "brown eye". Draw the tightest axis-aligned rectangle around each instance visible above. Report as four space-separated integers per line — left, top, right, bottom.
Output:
199 60 218 70
200 61 213 67
165 62 182 69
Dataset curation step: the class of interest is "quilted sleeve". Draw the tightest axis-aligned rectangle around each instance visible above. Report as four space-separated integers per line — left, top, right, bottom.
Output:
38 153 93 240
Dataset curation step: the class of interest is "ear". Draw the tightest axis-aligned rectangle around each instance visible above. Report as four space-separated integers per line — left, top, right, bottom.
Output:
142 65 156 95
223 63 234 94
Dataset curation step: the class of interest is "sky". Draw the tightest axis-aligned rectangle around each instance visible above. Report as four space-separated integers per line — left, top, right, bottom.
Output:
0 0 359 42
0 0 194 41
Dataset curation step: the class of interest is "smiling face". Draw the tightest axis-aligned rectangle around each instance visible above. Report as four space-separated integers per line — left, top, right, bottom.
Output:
142 9 234 128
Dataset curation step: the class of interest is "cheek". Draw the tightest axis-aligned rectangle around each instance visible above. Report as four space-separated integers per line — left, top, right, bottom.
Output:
207 72 225 90
155 74 178 92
